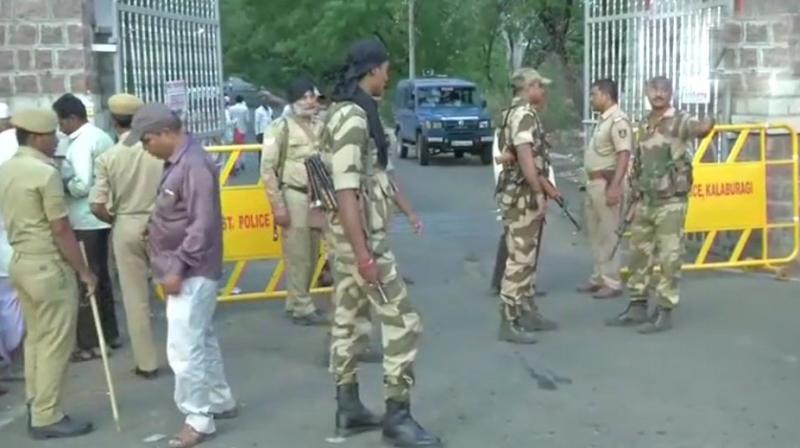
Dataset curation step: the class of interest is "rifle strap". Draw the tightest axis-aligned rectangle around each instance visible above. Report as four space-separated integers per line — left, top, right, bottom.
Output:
276 119 290 188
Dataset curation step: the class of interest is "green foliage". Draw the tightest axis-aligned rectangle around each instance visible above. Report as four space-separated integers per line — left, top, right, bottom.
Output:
221 0 585 128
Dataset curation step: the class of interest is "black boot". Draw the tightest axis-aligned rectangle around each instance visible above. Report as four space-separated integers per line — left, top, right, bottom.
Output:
29 416 93 440
335 384 382 437
383 399 442 447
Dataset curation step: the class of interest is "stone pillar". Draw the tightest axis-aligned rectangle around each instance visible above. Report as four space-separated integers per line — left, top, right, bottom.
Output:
0 0 98 112
713 10 800 262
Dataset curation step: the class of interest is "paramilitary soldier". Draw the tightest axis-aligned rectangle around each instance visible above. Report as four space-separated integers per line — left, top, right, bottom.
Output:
0 109 96 439
578 78 632 299
261 77 328 326
606 76 713 333
90 93 163 378
494 68 558 345
323 38 441 447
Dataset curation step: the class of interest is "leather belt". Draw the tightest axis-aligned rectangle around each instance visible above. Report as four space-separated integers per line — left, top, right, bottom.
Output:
285 185 309 194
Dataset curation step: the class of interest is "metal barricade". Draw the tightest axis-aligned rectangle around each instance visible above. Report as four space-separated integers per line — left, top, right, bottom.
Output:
620 124 800 275
157 145 332 302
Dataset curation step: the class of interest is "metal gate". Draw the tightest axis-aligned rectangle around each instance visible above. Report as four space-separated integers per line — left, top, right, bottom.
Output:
114 0 225 140
583 0 732 136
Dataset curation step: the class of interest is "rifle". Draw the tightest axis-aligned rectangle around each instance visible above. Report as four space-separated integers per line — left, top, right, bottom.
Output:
608 194 638 261
539 176 581 232
539 135 581 232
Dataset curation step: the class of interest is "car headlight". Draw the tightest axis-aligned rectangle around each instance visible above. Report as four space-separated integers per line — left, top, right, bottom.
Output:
424 121 442 129
479 120 490 128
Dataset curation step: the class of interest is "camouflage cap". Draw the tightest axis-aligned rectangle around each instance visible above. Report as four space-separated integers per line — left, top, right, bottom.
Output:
109 93 144 116
11 108 58 134
123 103 181 146
511 68 552 88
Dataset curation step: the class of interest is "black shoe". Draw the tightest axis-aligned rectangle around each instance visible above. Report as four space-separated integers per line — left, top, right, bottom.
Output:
133 367 159 380
108 338 123 350
335 384 382 437
29 416 93 440
383 399 442 447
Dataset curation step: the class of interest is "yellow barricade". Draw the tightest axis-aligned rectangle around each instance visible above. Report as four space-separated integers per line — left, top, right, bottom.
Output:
160 144 332 302
622 123 799 275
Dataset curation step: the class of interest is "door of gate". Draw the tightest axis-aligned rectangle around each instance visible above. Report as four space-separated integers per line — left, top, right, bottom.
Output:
114 0 225 140
583 0 733 151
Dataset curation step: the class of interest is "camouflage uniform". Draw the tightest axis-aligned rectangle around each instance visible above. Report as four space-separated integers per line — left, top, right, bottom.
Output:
495 97 549 322
323 102 421 401
626 107 698 309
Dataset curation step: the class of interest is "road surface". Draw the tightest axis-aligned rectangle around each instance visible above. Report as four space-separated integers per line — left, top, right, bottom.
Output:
1 150 799 448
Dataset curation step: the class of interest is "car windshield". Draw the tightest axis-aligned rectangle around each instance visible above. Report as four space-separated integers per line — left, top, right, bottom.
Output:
416 86 476 108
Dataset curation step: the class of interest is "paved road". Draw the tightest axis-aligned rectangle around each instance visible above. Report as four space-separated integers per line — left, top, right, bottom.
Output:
2 150 799 448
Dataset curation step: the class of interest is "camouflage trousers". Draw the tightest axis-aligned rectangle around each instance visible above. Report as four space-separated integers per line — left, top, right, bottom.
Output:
626 200 687 308
329 250 422 401
500 206 543 320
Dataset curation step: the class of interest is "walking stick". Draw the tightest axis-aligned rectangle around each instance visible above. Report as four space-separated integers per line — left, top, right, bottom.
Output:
78 243 121 432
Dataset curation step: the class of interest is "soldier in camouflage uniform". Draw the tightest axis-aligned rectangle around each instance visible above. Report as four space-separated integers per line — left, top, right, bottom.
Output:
322 39 441 447
494 68 559 345
606 76 713 333
261 78 328 326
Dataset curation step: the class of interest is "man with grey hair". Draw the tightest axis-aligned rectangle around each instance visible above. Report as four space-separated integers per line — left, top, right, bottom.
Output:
127 104 237 447
606 75 713 333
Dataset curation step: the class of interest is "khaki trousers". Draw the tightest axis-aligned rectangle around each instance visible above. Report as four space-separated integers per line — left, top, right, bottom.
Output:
584 179 622 290
113 214 158 371
10 253 78 427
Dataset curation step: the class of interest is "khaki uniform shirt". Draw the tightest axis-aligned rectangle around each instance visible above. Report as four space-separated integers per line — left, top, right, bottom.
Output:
260 115 323 210
0 146 70 255
585 104 632 173
90 131 164 216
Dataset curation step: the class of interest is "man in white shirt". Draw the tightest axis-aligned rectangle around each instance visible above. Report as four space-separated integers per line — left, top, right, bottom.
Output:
254 97 273 144
0 103 24 382
52 94 119 362
229 95 249 144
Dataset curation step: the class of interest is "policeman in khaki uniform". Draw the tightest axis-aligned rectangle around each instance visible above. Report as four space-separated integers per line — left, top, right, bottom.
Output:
0 109 96 439
261 78 328 326
578 79 632 299
90 94 163 377
606 76 713 333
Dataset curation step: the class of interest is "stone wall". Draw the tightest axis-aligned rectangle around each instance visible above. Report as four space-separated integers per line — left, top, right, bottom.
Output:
0 0 97 110
713 9 800 263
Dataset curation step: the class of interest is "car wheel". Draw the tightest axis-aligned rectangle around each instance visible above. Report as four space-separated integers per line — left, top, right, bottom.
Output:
397 128 408 159
417 134 430 166
480 145 492 165
454 150 464 159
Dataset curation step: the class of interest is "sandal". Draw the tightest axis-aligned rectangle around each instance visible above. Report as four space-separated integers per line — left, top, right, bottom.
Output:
168 424 210 448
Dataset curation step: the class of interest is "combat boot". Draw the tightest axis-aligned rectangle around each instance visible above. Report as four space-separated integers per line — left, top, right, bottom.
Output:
519 306 558 332
637 306 673 334
498 315 537 344
605 301 648 327
335 384 382 437
383 399 442 447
